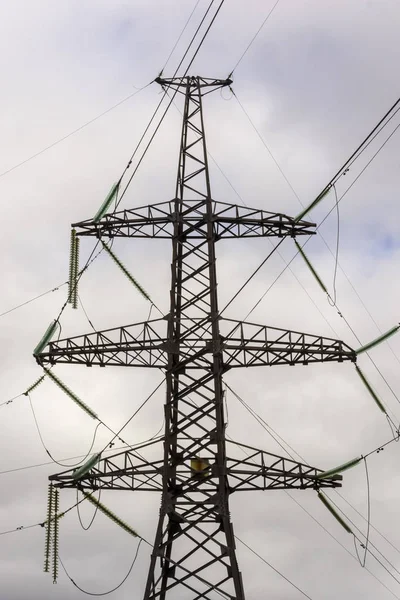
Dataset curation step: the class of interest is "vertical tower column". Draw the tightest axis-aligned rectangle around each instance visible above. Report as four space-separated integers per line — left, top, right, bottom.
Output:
143 76 245 600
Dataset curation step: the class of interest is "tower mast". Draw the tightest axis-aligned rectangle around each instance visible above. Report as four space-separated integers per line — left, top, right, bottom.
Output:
37 75 355 599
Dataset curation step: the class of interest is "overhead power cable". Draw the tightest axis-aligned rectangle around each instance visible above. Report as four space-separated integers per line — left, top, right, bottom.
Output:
59 538 142 596
28 393 102 468
229 0 282 76
229 382 400 593
0 84 151 181
230 89 400 420
317 121 400 230
0 282 67 319
235 535 313 599
115 0 226 209
160 0 202 74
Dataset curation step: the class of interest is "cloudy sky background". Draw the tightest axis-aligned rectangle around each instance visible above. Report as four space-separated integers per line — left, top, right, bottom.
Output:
1 0 400 598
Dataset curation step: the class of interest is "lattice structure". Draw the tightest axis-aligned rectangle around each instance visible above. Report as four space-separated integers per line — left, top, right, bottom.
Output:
36 76 356 599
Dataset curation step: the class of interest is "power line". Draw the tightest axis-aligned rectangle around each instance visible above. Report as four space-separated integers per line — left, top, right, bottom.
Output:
59 538 142 596
0 84 151 181
228 381 400 593
317 121 400 230
160 0 202 74
230 89 400 420
235 535 313 599
229 0 282 75
28 393 102 468
115 0 221 209
0 282 67 319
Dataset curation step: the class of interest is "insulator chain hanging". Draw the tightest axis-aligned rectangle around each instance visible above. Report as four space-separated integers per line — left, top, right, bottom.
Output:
294 241 328 294
43 484 54 573
318 491 352 534
355 365 386 413
68 229 80 309
52 488 60 584
43 368 98 420
101 241 152 302
83 491 139 537
24 374 46 396
72 237 80 310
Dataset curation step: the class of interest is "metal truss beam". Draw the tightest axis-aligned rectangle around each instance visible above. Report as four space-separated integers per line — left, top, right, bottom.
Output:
73 200 315 240
36 317 355 369
50 439 342 494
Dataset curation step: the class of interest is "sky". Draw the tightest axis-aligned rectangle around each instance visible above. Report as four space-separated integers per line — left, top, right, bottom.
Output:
1 0 400 598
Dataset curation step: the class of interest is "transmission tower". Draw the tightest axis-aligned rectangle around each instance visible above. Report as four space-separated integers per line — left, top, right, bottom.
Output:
36 76 356 599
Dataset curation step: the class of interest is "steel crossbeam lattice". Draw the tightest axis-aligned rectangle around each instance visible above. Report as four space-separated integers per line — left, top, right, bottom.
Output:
36 76 356 599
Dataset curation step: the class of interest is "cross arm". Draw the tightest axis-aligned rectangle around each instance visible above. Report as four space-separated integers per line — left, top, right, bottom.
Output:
72 201 315 240
220 318 356 367
49 439 164 492
35 318 169 368
225 440 342 492
49 438 342 494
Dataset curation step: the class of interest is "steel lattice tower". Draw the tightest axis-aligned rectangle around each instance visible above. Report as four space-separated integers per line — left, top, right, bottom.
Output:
36 76 356 599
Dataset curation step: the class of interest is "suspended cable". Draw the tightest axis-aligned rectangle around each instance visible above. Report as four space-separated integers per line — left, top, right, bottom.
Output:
317 121 400 230
116 0 226 209
76 488 101 531
328 184 340 306
0 393 24 409
231 88 400 368
219 238 285 315
0 85 151 181
0 494 89 537
160 0 201 74
229 378 400 586
58 539 142 596
235 535 313 599
97 378 165 455
28 393 102 468
324 493 400 586
78 294 96 331
0 282 67 319
229 0 282 76
115 0 219 208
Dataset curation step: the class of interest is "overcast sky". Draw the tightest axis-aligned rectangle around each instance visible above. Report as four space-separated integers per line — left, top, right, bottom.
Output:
1 0 400 598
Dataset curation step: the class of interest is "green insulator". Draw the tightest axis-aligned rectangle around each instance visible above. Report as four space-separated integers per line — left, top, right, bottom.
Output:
72 237 80 310
68 229 77 304
294 185 332 222
24 374 46 396
73 453 101 480
83 491 138 537
44 368 98 420
33 321 58 356
317 457 362 479
355 366 386 413
101 241 151 302
43 484 54 573
295 241 328 294
93 182 119 223
52 489 60 584
318 492 352 534
355 325 400 355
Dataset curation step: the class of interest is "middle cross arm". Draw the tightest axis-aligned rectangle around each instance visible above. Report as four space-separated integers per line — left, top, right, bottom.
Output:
48 438 342 493
73 200 315 239
34 318 355 369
